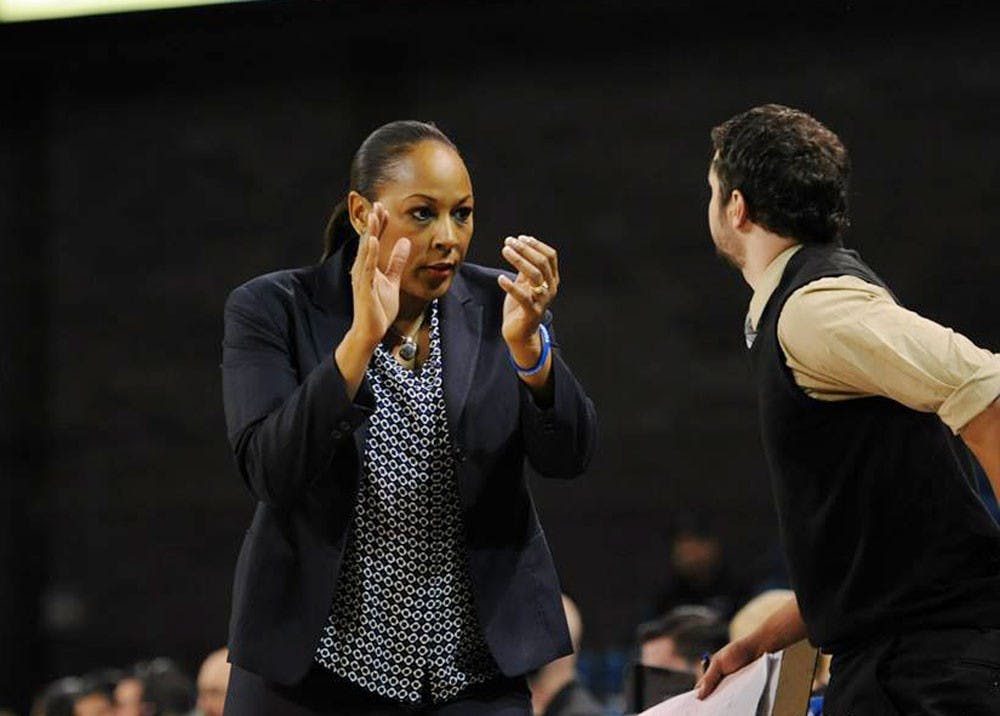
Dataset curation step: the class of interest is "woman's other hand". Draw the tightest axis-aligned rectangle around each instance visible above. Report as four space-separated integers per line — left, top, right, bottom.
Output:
499 235 559 392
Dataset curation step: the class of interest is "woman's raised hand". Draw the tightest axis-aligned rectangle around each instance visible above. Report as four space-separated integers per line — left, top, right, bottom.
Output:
349 202 411 347
336 203 410 399
498 235 559 385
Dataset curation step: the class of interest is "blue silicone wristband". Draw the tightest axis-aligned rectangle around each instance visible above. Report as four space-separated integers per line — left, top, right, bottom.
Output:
509 323 551 376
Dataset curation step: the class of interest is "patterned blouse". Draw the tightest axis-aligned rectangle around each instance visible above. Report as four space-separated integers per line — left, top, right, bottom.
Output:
315 300 502 704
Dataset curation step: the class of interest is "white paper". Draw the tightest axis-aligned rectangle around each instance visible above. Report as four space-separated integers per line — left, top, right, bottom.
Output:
762 651 783 714
638 652 782 716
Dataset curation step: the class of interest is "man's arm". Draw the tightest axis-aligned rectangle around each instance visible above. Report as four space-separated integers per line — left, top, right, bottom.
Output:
779 277 1000 436
696 595 807 699
961 397 1000 499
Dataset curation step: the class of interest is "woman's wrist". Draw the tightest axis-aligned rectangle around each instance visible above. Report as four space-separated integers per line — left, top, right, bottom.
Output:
335 327 379 399
507 326 553 404
506 328 544 370
344 325 382 354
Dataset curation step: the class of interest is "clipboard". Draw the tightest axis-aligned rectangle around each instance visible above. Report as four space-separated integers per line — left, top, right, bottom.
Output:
637 639 819 716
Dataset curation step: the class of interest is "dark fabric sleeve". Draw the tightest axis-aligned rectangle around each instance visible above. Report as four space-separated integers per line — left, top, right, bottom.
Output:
221 284 373 506
518 321 598 479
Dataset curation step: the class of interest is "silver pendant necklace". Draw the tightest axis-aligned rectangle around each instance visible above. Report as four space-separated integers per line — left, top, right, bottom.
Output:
399 335 418 362
394 309 426 364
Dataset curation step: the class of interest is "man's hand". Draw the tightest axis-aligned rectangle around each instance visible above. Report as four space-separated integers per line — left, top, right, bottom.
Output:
696 594 808 699
696 638 761 699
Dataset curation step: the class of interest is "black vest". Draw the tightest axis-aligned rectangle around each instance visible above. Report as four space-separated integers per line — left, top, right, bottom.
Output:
749 245 1000 652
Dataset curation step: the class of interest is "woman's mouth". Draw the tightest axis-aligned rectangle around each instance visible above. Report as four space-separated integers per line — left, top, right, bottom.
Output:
422 262 456 279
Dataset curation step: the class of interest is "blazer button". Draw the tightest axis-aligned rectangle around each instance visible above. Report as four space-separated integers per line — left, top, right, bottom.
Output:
454 447 466 463
338 420 351 431
331 430 342 440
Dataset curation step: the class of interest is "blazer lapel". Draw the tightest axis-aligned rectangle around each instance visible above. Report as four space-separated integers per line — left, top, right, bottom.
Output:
440 273 483 443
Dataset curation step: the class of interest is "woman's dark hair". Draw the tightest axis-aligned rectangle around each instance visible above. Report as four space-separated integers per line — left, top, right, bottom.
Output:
710 104 850 245
322 120 459 261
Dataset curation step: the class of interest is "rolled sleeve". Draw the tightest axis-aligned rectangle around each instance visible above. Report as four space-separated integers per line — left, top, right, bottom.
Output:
778 275 1000 433
941 357 1000 433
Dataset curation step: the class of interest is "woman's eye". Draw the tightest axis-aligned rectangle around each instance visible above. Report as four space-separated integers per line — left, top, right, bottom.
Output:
453 207 473 223
410 207 435 222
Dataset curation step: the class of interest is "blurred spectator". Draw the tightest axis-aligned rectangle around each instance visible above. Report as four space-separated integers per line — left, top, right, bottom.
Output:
637 606 723 673
195 648 230 716
114 659 195 716
649 621 727 679
82 670 125 703
528 594 605 716
649 514 748 619
113 673 143 716
32 676 113 716
625 606 728 711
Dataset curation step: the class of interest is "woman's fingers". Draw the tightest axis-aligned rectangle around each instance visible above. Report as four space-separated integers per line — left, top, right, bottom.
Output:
384 237 411 285
365 235 378 280
501 243 546 285
371 202 388 240
350 227 368 280
518 235 559 285
352 235 377 299
502 236 558 292
498 274 541 316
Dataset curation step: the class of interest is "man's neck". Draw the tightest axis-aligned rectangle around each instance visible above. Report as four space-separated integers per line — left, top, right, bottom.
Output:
741 229 799 290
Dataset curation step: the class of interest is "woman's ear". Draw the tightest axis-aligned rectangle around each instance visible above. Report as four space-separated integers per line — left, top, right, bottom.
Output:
347 191 371 236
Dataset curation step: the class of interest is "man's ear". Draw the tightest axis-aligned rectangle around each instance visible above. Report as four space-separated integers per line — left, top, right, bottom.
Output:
347 191 371 236
728 189 749 230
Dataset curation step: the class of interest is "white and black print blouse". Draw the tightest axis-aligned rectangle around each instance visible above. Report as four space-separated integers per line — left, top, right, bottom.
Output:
315 300 502 704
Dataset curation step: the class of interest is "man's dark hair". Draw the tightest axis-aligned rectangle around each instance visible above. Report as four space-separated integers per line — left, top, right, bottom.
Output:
670 621 730 666
636 605 722 645
131 658 195 716
711 104 850 245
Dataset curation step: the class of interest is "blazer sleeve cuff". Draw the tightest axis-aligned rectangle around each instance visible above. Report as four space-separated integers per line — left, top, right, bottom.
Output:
318 353 375 441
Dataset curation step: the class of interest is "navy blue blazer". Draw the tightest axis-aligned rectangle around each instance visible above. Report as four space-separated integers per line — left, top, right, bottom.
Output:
221 243 598 685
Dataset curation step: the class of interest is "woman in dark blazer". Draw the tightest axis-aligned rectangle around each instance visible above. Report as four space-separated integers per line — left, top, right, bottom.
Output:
220 121 597 715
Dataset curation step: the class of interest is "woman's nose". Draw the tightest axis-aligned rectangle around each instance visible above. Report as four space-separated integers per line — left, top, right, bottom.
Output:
433 218 459 252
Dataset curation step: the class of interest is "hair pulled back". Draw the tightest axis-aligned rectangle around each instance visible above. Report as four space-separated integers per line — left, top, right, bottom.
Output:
322 120 458 262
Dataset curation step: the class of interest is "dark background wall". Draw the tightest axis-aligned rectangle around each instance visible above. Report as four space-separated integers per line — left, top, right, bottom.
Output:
2 0 999 708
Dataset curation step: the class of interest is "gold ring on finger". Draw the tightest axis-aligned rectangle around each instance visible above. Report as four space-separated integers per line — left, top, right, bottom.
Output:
531 280 550 297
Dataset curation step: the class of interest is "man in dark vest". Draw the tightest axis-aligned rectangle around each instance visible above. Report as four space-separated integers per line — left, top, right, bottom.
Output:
695 104 1000 714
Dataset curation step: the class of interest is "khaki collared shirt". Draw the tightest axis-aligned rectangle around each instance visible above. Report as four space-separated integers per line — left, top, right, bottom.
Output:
748 245 1000 434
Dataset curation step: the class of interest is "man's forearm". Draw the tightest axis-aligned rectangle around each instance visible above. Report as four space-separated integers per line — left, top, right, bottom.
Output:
745 595 809 656
961 397 1000 499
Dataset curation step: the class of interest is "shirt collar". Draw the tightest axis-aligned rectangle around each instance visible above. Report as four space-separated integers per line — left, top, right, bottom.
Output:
747 244 803 331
